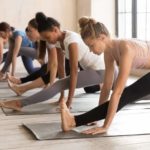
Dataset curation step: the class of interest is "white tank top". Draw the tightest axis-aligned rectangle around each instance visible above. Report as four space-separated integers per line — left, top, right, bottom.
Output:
56 30 104 70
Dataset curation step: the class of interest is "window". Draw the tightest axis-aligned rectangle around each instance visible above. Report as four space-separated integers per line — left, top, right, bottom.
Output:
116 0 150 40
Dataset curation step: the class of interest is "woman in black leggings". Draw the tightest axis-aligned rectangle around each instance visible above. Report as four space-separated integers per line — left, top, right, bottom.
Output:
60 17 150 135
8 59 101 94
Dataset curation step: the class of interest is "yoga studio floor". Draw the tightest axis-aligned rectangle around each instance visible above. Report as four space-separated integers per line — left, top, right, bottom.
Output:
1 63 150 150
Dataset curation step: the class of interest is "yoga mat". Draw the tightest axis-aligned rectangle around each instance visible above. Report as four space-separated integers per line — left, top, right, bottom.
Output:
1 99 98 116
2 98 150 115
23 110 150 140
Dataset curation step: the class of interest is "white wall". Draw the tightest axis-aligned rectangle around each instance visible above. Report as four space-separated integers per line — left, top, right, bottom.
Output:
0 0 77 31
91 0 116 37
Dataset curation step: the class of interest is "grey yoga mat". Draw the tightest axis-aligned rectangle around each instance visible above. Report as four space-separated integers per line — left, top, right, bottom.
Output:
2 98 150 116
1 99 98 115
23 110 150 140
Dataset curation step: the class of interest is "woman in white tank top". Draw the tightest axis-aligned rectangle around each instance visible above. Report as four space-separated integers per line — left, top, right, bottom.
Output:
0 13 118 112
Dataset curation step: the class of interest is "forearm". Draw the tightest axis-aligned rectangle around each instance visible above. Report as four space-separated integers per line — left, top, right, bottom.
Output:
99 86 111 105
103 93 121 129
58 67 66 99
11 55 17 75
49 64 57 85
67 70 78 106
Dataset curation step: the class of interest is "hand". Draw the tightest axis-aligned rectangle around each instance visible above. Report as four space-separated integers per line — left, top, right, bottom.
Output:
82 126 107 135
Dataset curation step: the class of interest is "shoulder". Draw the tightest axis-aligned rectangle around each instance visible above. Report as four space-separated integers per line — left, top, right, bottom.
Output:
119 40 132 52
13 30 25 38
64 30 81 44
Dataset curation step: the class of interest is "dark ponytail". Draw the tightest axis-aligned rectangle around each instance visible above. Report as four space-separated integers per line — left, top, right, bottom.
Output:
35 12 60 32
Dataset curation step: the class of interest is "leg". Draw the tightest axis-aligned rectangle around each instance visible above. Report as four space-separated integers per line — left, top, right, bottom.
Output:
20 64 47 83
2 51 8 63
61 72 150 131
21 56 39 74
8 64 48 84
8 77 45 96
19 46 39 74
21 69 105 106
84 85 100 93
1 69 105 109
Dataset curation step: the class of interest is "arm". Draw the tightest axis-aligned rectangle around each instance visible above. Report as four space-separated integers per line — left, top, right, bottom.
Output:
99 52 115 105
11 36 22 75
83 42 134 135
57 47 66 101
0 37 4 64
103 44 134 130
46 47 58 86
66 43 79 108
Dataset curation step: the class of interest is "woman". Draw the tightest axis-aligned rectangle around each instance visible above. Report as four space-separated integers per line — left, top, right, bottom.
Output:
0 12 117 111
0 22 39 78
59 17 150 135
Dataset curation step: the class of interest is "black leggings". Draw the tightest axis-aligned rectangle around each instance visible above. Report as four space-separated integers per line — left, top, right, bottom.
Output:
20 59 101 93
75 72 150 127
21 64 47 83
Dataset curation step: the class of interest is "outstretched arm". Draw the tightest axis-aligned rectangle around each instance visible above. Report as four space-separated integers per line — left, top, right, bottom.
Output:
83 41 134 135
57 47 66 102
66 43 79 108
11 36 22 76
46 47 58 86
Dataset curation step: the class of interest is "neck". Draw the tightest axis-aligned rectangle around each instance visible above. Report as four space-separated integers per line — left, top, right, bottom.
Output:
105 39 116 52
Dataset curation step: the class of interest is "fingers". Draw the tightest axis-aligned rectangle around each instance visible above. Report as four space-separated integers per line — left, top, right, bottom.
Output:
82 127 106 135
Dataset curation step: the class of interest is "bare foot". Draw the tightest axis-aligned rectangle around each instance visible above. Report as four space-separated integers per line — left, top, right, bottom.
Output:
60 100 76 132
7 73 21 84
8 80 22 96
0 100 22 111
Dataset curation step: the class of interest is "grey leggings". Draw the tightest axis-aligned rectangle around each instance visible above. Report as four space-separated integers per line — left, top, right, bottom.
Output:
21 69 106 107
1 47 38 73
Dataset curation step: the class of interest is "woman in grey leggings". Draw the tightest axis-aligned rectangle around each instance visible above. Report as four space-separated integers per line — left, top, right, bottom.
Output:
0 13 118 111
0 69 107 111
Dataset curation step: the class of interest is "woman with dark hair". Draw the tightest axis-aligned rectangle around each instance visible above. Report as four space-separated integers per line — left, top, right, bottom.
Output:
7 18 58 92
0 12 117 111
0 21 40 78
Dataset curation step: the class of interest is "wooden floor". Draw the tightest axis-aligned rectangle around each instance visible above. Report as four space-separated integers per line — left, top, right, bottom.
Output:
1 75 150 150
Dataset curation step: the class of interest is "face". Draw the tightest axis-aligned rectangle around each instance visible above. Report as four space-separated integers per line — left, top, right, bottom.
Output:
0 30 12 40
27 25 40 42
39 27 60 44
84 35 107 55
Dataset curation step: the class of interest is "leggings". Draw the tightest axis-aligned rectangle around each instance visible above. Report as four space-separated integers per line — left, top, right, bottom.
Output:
21 69 105 107
1 47 38 74
75 72 150 126
20 64 48 83
20 59 70 84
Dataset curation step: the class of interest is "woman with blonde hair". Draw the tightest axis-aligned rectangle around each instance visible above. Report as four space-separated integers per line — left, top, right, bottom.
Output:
60 16 150 135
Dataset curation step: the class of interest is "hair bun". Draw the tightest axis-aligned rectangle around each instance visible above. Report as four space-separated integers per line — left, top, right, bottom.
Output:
78 17 96 29
36 12 47 24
